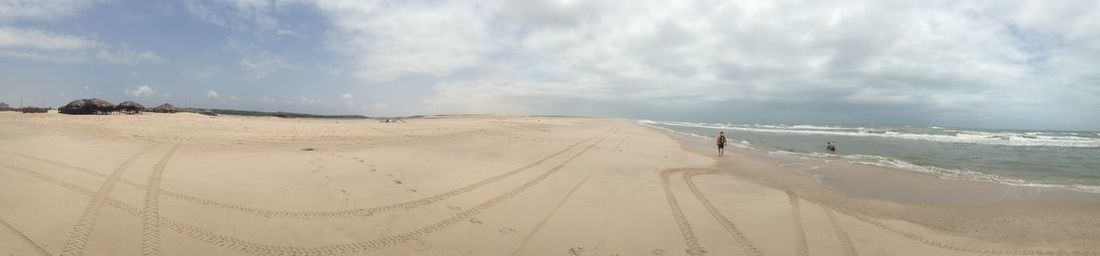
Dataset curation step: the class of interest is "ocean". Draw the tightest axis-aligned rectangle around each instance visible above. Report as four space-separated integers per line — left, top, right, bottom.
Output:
639 120 1100 194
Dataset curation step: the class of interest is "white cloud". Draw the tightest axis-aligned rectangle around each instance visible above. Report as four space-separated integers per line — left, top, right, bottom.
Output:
276 29 295 36
184 0 227 27
0 26 99 50
314 0 497 81
258 96 276 103
225 39 293 79
206 90 220 99
184 0 308 36
383 0 1100 127
183 66 221 78
0 26 163 64
338 92 356 108
124 85 156 98
0 0 101 21
95 48 164 64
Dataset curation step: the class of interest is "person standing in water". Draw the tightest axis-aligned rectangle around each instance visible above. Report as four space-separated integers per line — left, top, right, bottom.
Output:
716 131 727 156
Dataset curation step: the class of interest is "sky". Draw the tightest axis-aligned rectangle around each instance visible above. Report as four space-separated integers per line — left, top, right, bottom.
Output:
1 0 1098 130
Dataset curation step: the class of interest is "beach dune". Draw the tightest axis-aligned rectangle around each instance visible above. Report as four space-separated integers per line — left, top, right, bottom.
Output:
0 112 1097 255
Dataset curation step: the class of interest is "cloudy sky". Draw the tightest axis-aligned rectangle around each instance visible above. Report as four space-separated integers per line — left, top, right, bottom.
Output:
1 0 1098 130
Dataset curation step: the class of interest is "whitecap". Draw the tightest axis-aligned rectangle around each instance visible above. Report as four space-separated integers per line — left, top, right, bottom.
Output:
767 150 1100 194
652 121 1100 148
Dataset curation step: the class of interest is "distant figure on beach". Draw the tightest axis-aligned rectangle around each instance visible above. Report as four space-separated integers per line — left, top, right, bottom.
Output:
827 141 837 152
716 132 727 156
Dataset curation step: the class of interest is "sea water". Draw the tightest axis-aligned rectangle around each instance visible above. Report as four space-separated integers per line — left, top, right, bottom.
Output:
639 120 1100 193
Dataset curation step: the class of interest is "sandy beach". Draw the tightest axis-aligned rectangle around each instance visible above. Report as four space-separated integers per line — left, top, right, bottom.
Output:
1 112 1098 256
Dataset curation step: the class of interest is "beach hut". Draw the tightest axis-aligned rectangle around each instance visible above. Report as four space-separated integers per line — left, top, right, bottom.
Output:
152 103 177 113
116 101 145 114
59 98 115 115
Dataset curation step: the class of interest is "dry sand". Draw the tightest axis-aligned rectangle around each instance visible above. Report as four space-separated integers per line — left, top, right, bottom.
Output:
1 112 1097 256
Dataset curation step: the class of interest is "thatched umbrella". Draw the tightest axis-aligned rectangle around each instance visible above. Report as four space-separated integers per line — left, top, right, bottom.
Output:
152 103 177 113
0 102 10 111
59 99 91 114
59 98 115 115
85 98 115 114
116 101 145 114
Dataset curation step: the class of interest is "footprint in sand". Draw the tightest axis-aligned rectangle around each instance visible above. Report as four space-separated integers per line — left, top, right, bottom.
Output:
499 227 516 234
468 218 483 224
447 205 462 211
568 247 584 255
651 249 665 255
394 180 403 184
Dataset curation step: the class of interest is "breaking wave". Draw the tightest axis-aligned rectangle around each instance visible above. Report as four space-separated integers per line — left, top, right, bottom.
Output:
768 150 1100 194
642 120 1100 148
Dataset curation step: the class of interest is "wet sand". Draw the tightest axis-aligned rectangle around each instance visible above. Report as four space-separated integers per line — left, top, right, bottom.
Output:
1 112 1098 255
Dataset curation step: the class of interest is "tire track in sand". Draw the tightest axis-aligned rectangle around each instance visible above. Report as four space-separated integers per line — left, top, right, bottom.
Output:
0 216 52 256
823 207 858 256
786 191 809 256
677 170 1100 256
680 169 764 256
142 145 180 256
3 128 618 256
162 127 616 255
508 165 595 256
61 145 156 256
658 169 707 256
817 201 1100 256
0 131 603 220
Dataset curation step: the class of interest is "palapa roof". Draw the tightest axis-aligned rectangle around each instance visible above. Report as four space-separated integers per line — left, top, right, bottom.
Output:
117 100 145 109
153 103 176 110
62 99 88 109
85 98 114 109
0 102 8 107
60 98 115 114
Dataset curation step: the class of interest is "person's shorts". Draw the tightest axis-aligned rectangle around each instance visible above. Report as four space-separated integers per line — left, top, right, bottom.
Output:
717 143 725 149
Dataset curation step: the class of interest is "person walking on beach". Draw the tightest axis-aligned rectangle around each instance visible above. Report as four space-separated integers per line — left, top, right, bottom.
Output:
716 132 727 156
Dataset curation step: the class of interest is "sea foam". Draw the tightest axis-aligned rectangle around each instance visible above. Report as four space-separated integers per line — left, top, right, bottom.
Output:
768 150 1100 194
650 121 1100 148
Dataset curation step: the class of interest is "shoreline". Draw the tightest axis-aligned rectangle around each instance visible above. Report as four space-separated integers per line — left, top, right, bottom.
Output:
643 120 1100 202
641 120 1100 195
649 123 1100 248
